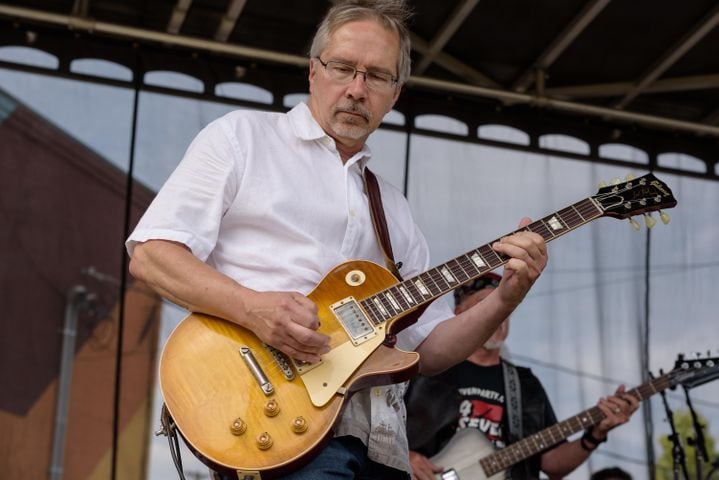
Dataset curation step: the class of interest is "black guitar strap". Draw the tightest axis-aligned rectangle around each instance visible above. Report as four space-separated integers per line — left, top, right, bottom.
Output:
502 359 524 442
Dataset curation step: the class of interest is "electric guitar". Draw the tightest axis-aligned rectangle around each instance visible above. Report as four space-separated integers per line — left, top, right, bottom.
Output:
159 173 676 478
429 353 719 480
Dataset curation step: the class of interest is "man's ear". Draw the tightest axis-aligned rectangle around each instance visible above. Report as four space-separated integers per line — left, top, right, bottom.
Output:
390 85 402 108
308 58 316 82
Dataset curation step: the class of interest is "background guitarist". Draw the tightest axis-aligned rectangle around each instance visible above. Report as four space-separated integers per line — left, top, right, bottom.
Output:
406 273 640 480
126 0 548 478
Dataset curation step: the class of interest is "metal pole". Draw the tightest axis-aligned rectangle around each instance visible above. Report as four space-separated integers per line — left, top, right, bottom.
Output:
49 285 90 480
642 226 657 480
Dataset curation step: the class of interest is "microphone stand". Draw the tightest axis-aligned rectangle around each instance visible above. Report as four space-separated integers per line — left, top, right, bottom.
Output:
656 372 690 480
683 385 709 480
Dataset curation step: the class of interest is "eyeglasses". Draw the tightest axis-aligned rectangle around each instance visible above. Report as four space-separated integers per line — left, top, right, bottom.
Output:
315 57 398 92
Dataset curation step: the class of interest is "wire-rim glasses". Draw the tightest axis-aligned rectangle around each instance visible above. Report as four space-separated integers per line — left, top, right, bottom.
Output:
315 57 398 92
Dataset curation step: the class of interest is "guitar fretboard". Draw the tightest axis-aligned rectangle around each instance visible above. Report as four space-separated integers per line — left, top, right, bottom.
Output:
359 197 603 326
479 374 671 476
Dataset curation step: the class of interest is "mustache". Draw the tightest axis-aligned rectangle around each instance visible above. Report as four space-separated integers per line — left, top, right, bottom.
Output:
333 102 371 122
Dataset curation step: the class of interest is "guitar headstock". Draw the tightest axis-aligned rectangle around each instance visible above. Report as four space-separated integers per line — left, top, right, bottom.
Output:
593 173 677 228
669 352 719 389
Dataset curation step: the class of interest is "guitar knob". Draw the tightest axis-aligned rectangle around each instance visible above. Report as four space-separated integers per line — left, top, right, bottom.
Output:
597 180 608 188
625 173 636 181
628 218 641 231
611 177 621 185
660 210 671 225
264 399 280 417
644 214 656 229
256 432 273 450
292 416 309 434
230 418 247 436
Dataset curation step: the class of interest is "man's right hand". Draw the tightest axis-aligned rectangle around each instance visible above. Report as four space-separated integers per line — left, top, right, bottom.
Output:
241 290 330 363
409 450 443 480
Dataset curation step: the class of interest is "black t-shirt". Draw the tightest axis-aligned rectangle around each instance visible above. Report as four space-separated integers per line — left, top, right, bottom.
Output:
405 359 560 480
454 362 507 448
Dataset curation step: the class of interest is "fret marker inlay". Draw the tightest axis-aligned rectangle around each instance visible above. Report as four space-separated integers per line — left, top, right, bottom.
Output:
414 279 430 296
385 293 400 310
372 298 388 316
399 286 414 304
548 216 563 231
440 267 456 283
470 252 486 268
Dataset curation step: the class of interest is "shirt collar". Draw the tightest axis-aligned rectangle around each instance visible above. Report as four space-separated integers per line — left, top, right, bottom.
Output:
288 102 373 170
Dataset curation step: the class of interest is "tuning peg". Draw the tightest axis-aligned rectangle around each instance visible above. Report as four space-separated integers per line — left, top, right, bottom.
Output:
644 214 656 229
659 210 671 225
611 177 621 185
625 173 636 181
598 180 607 188
629 218 641 231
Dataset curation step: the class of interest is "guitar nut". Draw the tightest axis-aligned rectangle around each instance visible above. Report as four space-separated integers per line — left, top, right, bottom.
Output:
256 432 273 450
264 399 280 417
291 416 308 434
229 418 247 436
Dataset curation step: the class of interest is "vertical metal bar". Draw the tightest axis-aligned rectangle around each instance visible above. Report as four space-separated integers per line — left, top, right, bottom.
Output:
49 286 89 480
111 70 141 480
642 226 657 480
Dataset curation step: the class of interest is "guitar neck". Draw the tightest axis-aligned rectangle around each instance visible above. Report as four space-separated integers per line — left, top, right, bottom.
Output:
480 373 671 476
359 197 604 326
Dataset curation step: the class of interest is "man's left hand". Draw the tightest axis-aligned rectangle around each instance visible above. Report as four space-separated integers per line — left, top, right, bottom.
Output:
592 385 640 440
491 217 548 308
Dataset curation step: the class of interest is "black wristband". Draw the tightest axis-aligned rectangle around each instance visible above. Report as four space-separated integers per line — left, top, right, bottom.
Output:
581 429 607 451
579 436 595 452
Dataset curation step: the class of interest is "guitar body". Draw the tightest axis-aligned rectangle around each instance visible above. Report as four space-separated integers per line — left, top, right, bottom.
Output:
430 429 504 480
159 260 420 478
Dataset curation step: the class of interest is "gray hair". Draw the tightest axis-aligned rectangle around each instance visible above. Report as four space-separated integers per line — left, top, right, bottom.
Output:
309 0 413 85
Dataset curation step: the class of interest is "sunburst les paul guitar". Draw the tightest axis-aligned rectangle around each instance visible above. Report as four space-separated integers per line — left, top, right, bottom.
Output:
429 353 719 480
159 173 676 479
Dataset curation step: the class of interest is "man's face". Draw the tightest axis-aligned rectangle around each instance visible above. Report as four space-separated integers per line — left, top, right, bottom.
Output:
308 19 401 151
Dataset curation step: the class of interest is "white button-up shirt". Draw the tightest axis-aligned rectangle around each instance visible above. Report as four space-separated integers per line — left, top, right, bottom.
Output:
127 102 453 472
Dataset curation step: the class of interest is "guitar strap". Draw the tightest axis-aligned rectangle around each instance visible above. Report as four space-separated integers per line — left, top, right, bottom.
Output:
363 167 403 280
502 359 524 442
363 167 428 333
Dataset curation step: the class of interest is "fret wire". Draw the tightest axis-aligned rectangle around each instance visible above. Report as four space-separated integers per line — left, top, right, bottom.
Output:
457 253 481 277
378 294 397 317
557 206 582 228
414 272 437 297
361 298 382 325
528 220 553 241
403 279 424 304
389 286 410 311
570 204 587 222
478 244 504 267
447 258 470 283
368 294 390 321
468 248 491 272
578 198 603 218
420 270 443 295
428 267 452 291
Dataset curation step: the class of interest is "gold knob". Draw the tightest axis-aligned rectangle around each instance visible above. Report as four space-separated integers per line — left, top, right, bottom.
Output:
229 418 247 436
264 399 280 417
291 416 308 434
256 432 273 450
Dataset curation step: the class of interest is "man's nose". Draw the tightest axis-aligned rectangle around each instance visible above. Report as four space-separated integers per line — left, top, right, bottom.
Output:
345 72 368 99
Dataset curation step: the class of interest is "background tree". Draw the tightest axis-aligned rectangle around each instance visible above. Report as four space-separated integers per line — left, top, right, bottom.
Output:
656 409 717 480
